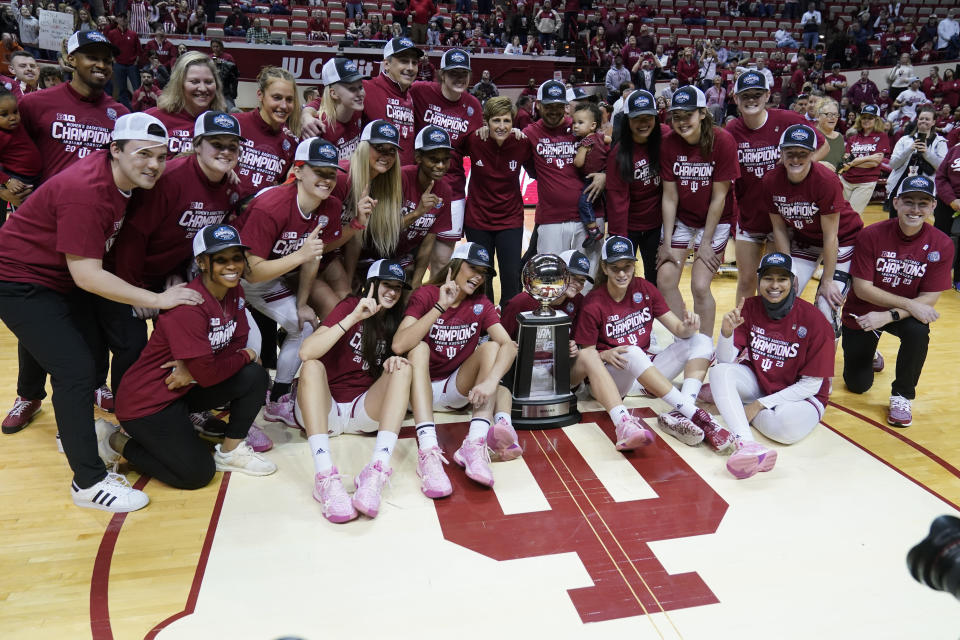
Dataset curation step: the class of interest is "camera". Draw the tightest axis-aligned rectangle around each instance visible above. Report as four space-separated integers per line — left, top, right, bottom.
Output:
907 515 960 600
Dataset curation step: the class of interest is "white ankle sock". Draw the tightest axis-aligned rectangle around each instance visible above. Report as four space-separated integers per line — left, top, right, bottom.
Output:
494 411 512 426
663 388 697 419
468 417 490 440
609 405 629 423
371 431 398 466
308 433 333 474
415 422 438 450
680 378 703 399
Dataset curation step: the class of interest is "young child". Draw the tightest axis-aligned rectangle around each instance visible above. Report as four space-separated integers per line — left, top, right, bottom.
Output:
0 86 41 215
572 102 609 249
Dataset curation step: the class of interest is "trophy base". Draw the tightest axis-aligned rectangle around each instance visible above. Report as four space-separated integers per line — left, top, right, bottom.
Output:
511 393 581 430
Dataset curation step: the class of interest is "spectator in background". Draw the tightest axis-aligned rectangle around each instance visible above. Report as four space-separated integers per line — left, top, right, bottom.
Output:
144 28 176 69
783 0 800 21
823 63 847 102
605 54 630 102
0 34 23 78
705 75 726 123
224 6 250 38
676 47 698 87
800 2 822 51
8 50 37 94
887 105 947 207
660 76 679 103
36 65 63 89
188 6 207 36
504 35 523 54
535 1 561 50
106 15 142 110
471 69 498 104
938 9 960 58
514 94 534 128
426 20 442 47
886 52 914 101
210 40 238 111
775 26 800 49
308 10 329 40
247 18 270 44
347 0 364 20
142 53 171 89
131 70 162 111
848 70 880 109
12 1 40 60
408 0 436 45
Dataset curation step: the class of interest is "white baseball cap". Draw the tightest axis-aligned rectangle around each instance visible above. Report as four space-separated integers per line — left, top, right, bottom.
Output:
112 113 168 146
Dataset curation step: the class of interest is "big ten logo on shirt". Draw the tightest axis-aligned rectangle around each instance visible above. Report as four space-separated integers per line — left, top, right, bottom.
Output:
238 137 292 190
347 327 385 371
770 194 818 229
335 132 360 160
429 315 480 359
167 129 193 154
386 97 414 140
672 153 713 193
875 250 927 288
422 100 472 139
747 324 798 372
51 111 114 161
535 136 576 168
737 139 779 178
179 200 234 239
605 303 653 346
633 156 659 185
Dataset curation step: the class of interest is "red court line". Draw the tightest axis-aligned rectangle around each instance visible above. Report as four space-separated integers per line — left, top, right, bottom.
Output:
828 401 960 479
145 472 233 639
89 475 151 640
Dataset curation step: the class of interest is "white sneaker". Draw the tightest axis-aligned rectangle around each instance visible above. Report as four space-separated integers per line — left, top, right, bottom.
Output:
94 418 122 468
214 441 277 476
71 472 149 512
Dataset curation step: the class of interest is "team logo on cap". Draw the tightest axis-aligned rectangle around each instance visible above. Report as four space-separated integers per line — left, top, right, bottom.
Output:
612 240 629 253
635 95 651 107
106 108 117 120
88 32 109 43
473 303 484 315
388 263 405 278
577 257 589 271
400 38 414 47
767 254 786 264
213 114 234 128
379 124 397 138
742 73 760 85
790 128 808 141
344 59 358 72
429 130 446 143
449 51 466 63
477 247 490 262
213 225 235 240
547 85 563 97
675 91 690 104
319 144 336 159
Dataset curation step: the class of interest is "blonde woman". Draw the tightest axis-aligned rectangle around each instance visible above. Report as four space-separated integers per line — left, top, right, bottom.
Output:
301 57 366 158
233 66 302 200
838 104 890 215
147 52 227 155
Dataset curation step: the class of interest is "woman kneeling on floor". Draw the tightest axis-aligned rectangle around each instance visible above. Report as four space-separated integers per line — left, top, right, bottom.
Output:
109 224 276 490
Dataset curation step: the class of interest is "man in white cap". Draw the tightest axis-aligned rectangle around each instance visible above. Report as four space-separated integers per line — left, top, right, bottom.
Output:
0 113 203 513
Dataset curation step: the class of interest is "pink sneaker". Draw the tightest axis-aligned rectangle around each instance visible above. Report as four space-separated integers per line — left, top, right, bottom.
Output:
656 410 705 446
691 409 734 453
453 436 495 487
487 417 522 461
263 393 297 426
726 440 778 479
417 447 453 498
313 468 358 523
245 424 274 452
2 396 42 434
615 414 655 451
352 461 392 518
94 385 114 413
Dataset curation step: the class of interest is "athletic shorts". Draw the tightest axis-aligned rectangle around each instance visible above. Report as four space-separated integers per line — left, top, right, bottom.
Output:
668 220 732 255
734 223 774 245
438 198 466 242
294 391 378 436
430 367 470 411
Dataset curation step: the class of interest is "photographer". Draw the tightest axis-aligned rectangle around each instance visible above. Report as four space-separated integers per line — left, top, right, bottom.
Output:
887 105 947 213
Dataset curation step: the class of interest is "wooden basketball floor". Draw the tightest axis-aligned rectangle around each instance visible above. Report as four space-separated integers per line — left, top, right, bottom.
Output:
3 206 960 639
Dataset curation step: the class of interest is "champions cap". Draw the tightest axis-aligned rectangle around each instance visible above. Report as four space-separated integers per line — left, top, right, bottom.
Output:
366 259 412 289
626 90 657 117
559 249 594 283
360 119 401 148
566 86 589 102
601 236 636 263
537 80 567 104
669 85 707 111
860 104 880 116
383 36 423 59
294 137 345 170
414 125 453 151
757 252 793 276
452 242 496 276
194 111 244 140
779 124 818 151
440 48 470 70
193 224 249 257
112 113 168 146
321 57 368 85
896 175 937 199
67 30 119 55
735 70 768 94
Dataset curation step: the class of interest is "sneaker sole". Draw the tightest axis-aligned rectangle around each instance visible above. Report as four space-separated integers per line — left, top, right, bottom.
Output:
352 497 380 519
312 489 358 523
887 416 912 427
491 444 523 462
656 416 705 446
215 462 276 476
727 449 778 479
616 428 655 451
487 423 523 461
2 406 41 434
417 469 453 498
453 450 495 487
72 494 149 513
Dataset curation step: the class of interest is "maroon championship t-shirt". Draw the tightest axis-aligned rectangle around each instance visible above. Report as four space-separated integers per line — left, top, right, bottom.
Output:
144 106 196 156
237 182 343 268
605 142 662 235
500 291 583 340
573 277 670 352
733 295 834 409
523 118 582 225
726 109 823 234
843 130 891 184
234 109 298 200
19 83 128 180
462 133 532 230
404 285 501 380
762 162 863 247
320 296 389 403
112 155 239 290
321 109 363 161
363 73 416 166
842 219 954 327
116 278 250 421
0 151 129 293
660 127 741 228
395 164 452 264
410 81 483 199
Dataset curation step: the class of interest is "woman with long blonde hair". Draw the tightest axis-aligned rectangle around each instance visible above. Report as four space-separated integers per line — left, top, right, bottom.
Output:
147 52 226 155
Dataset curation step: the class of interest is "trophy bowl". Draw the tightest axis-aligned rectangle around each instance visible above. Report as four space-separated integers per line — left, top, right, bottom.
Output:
522 254 570 315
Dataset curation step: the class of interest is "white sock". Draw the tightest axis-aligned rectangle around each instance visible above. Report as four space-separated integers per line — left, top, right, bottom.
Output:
609 405 630 423
468 417 490 440
663 388 697 419
415 422 438 450
494 411 512 427
308 433 333 474
371 431 398 467
680 378 703 400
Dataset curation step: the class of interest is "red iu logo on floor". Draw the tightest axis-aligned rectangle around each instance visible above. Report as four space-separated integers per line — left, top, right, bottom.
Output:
433 410 728 623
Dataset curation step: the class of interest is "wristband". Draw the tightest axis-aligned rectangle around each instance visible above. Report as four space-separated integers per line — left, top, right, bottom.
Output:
337 321 347 332
434 303 446 314
350 218 366 231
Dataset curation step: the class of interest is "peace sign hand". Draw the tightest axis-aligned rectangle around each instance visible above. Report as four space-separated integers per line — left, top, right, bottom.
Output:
437 270 460 308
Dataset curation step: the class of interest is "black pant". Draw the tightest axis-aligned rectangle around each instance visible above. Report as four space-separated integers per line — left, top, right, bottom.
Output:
0 282 106 487
841 317 929 400
464 226 524 305
121 363 268 489
933 198 960 280
628 227 662 287
251 306 278 370
96 299 149 393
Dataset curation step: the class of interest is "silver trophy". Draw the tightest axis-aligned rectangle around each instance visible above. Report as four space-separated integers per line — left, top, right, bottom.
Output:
511 254 580 429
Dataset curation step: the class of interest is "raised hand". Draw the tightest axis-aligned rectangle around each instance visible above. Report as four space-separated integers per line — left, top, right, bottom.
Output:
438 270 460 308
721 299 745 338
297 225 324 263
353 282 382 320
356 185 377 225
419 180 439 211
